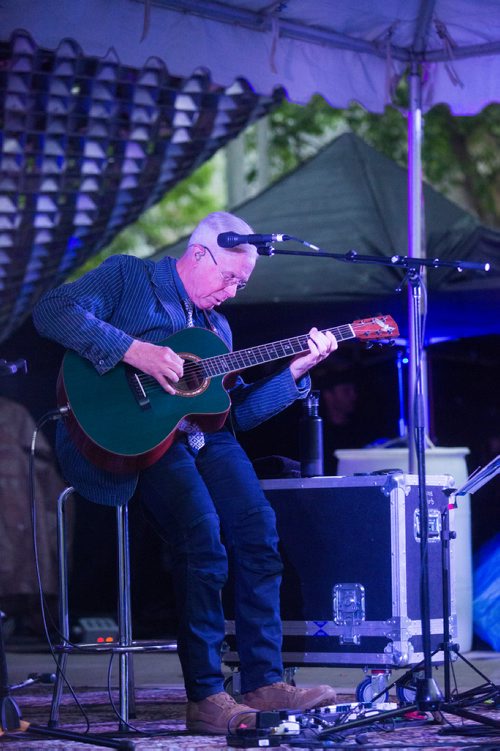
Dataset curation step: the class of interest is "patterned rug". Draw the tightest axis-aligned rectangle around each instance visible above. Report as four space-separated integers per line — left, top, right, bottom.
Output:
1 684 499 749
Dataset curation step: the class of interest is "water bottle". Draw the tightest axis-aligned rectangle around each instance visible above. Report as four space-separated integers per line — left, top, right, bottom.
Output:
299 391 324 477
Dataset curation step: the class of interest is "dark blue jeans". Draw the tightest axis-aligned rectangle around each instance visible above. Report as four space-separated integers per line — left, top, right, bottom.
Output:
138 429 284 701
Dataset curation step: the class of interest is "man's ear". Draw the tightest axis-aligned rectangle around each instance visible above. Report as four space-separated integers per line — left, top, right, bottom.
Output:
193 244 207 262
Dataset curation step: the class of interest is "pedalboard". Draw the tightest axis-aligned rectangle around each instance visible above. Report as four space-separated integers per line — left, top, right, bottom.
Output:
226 702 399 748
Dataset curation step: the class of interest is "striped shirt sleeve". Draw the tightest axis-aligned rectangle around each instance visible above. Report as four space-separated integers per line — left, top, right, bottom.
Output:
33 256 135 374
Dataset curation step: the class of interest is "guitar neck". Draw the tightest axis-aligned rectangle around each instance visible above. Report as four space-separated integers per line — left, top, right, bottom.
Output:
200 324 355 378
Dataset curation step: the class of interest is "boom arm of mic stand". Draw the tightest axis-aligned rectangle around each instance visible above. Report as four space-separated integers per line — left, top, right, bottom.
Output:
255 244 491 271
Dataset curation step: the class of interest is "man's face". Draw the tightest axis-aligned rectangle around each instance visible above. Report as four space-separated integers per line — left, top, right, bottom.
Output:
188 242 256 310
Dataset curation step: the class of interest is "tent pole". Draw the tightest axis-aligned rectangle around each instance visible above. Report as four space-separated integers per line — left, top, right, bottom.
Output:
407 62 442 705
407 62 428 472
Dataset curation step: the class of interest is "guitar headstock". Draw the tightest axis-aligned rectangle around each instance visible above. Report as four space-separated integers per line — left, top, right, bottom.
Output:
352 315 399 341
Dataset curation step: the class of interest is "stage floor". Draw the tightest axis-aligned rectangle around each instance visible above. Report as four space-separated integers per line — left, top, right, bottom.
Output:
2 648 499 749
5 647 500 693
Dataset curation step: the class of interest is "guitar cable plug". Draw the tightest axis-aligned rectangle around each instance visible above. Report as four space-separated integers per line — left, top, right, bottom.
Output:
44 404 71 422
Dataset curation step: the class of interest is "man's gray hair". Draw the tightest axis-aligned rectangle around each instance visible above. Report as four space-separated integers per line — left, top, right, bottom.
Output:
189 211 257 256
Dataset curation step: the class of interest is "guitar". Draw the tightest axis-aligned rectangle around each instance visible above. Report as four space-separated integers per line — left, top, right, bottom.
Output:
57 315 399 473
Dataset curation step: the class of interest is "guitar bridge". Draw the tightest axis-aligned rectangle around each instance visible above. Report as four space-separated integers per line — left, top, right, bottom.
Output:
125 367 151 410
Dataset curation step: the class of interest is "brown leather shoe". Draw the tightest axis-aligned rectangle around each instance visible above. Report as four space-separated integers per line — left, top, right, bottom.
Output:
242 681 337 711
186 691 257 735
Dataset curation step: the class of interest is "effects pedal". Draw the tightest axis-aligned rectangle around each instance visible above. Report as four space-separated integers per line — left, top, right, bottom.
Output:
300 700 399 728
314 700 398 714
227 710 301 748
71 616 119 644
226 729 283 748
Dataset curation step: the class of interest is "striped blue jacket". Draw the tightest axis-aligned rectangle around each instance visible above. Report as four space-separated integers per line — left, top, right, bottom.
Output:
33 255 310 505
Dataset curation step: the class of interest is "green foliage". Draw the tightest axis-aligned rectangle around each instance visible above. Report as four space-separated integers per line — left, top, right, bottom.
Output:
421 105 500 224
71 156 224 278
259 94 500 227
248 97 347 180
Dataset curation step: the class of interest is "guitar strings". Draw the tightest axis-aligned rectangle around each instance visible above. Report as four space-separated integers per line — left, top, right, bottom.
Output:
133 321 380 391
135 325 355 388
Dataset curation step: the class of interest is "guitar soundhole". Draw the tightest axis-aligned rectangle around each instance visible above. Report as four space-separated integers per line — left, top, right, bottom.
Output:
175 353 209 397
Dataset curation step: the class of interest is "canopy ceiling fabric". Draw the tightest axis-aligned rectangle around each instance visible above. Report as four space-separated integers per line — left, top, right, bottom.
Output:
4 0 500 114
0 30 282 344
153 133 500 339
1 0 500 344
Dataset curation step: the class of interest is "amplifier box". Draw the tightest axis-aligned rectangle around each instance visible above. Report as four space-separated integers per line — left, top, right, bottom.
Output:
223 473 457 669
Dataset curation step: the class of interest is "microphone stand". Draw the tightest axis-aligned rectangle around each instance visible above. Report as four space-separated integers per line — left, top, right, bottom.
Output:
254 239 498 736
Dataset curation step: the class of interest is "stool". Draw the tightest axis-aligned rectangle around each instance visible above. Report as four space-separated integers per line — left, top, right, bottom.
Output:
49 487 177 731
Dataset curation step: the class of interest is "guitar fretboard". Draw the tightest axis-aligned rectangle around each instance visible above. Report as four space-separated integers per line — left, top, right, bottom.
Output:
199 324 355 378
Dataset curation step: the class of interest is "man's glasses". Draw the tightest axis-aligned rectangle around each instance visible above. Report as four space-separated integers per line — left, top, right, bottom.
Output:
197 244 248 290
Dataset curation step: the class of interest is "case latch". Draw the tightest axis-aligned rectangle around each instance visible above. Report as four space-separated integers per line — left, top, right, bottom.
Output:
414 508 442 543
333 583 365 644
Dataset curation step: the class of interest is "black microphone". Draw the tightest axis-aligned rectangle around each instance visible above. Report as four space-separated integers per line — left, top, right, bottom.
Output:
217 232 291 248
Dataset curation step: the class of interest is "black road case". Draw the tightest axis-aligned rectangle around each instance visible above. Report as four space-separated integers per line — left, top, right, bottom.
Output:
223 472 457 669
